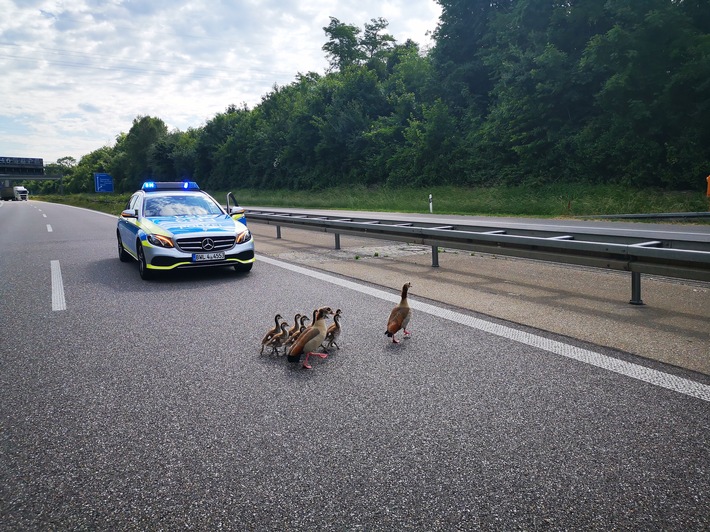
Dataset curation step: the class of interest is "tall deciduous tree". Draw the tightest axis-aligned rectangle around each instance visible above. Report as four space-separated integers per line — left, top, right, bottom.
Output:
123 115 168 189
361 17 396 61
322 17 365 71
576 0 710 187
431 0 512 112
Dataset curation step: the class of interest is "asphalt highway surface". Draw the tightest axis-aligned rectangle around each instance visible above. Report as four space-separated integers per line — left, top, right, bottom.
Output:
1 200 708 530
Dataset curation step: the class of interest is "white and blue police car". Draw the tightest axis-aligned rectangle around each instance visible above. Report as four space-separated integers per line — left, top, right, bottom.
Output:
117 181 254 280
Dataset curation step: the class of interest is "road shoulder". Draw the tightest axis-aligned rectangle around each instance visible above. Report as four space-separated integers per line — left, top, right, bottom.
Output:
251 223 710 376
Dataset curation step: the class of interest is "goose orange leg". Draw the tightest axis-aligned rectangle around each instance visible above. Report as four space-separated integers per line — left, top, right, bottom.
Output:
303 352 328 369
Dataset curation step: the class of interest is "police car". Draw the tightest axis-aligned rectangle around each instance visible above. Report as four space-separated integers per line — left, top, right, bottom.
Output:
117 181 254 280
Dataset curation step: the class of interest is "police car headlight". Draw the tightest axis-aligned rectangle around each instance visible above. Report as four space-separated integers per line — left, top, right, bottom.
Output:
236 229 252 244
147 234 174 248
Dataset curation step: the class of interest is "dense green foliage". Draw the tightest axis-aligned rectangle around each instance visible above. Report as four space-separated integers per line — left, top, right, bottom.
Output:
33 1 710 196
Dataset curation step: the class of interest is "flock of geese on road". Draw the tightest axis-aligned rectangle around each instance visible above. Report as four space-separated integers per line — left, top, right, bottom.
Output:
260 282 413 369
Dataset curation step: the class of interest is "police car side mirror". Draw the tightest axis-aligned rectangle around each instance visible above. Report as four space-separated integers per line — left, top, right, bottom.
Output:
121 209 138 219
227 191 240 210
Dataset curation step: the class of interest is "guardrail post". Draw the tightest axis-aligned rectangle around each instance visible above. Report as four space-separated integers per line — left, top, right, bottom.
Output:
276 226 281 239
629 272 644 305
334 233 341 250
432 246 439 267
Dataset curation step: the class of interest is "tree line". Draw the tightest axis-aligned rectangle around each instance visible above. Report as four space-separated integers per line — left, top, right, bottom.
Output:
40 0 710 194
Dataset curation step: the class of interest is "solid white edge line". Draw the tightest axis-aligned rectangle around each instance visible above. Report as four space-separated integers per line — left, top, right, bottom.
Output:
257 254 710 403
51 260 66 311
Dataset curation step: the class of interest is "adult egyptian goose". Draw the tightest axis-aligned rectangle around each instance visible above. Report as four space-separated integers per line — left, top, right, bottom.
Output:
265 321 290 355
385 282 412 343
323 309 342 350
288 307 333 369
260 314 284 354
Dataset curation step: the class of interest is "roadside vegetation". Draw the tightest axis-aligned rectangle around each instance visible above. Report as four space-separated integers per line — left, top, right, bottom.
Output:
23 1 710 204
36 184 709 219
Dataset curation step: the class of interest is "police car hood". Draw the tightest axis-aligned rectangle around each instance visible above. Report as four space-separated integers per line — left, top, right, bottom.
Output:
145 214 244 236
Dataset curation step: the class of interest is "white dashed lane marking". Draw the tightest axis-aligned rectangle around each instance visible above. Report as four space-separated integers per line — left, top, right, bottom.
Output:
51 260 66 311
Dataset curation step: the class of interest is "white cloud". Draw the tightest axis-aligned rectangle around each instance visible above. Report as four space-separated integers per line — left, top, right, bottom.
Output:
0 0 441 163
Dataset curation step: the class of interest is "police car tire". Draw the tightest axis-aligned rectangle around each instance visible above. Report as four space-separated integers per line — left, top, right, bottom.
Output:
234 262 253 273
137 243 155 280
117 233 131 263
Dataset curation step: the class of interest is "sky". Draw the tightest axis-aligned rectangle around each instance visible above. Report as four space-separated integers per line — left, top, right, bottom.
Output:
0 0 442 164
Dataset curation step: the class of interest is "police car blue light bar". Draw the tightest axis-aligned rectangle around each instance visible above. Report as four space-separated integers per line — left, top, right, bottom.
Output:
142 181 200 191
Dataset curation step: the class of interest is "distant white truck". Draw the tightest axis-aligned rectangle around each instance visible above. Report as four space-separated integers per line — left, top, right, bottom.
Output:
13 186 29 201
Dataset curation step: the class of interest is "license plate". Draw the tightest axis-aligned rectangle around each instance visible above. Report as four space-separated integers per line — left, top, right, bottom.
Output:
193 252 225 262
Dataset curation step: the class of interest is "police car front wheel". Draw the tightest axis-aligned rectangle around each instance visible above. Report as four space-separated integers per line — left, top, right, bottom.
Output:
117 232 131 263
234 262 253 273
137 243 155 280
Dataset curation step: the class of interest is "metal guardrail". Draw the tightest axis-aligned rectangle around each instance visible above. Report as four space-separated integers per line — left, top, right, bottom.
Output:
246 209 710 305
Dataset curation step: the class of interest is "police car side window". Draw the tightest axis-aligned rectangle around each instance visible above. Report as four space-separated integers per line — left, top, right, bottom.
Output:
128 194 140 213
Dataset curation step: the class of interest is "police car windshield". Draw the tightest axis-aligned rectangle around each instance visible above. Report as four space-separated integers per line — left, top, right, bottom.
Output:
144 195 223 217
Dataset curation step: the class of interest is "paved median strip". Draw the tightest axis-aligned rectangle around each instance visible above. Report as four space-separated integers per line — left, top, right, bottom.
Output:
50 260 66 311
259 254 710 403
